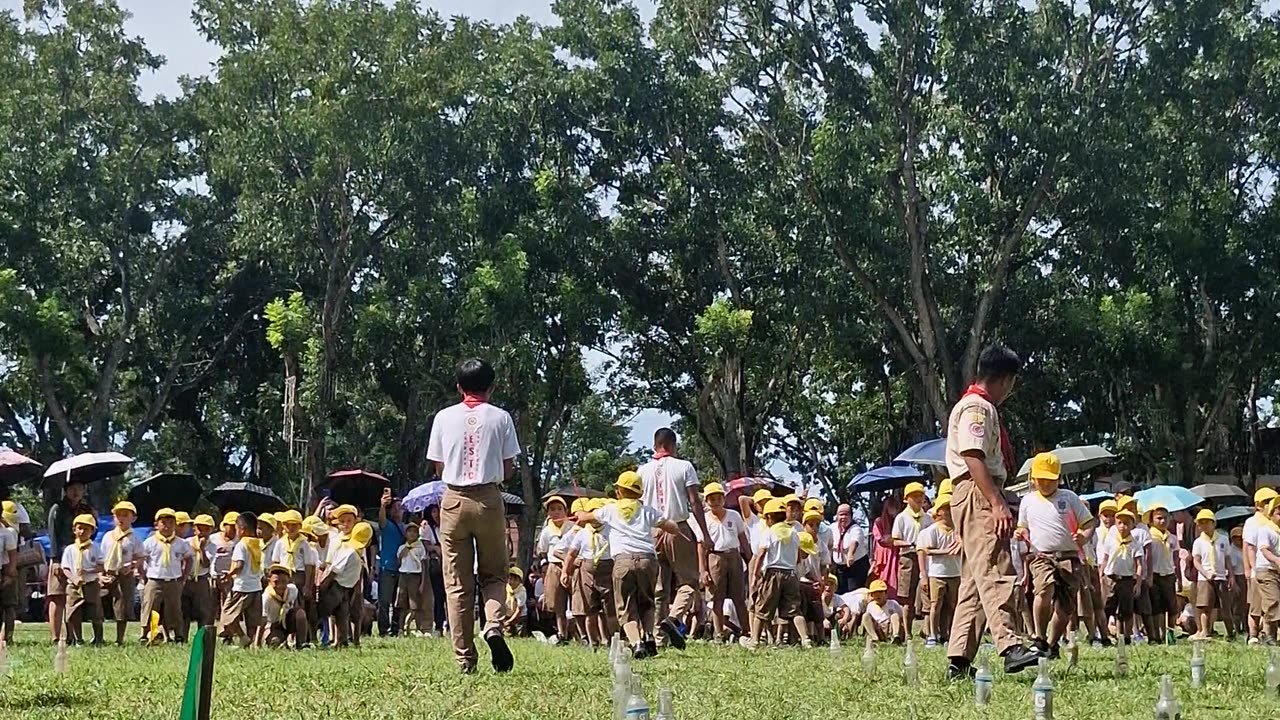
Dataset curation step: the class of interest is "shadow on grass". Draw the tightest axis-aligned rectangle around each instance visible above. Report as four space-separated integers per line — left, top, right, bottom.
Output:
0 690 92 711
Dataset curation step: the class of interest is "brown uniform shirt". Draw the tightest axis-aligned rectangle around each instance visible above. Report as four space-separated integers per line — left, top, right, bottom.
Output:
945 394 1005 483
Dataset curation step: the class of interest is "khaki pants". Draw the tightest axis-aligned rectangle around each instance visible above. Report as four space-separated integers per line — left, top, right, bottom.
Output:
141 578 183 641
946 478 1021 659
218 589 262 640
106 573 138 622
395 571 432 633
928 576 960 640
440 484 508 668
655 521 698 623
317 579 352 647
708 551 747 633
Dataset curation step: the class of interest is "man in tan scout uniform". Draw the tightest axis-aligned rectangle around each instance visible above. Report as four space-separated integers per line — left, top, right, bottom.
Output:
426 358 519 674
944 345 1040 679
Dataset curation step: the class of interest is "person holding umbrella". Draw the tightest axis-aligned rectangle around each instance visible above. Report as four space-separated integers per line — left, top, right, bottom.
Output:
46 480 92 644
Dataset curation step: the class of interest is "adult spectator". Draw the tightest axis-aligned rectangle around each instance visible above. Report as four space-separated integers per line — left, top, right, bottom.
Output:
377 489 406 636
46 480 92 644
831 503 868 593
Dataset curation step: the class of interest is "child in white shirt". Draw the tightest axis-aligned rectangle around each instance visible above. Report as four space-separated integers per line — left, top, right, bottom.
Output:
317 520 372 649
742 498 809 650
219 512 265 648
1191 509 1234 640
395 523 431 635
861 579 905 644
101 501 144 645
917 494 961 646
890 482 932 637
257 564 306 648
61 514 104 645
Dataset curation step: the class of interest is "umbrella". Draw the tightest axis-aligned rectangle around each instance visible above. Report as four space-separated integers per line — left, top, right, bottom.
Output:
724 476 786 507
892 438 947 468
1080 490 1115 503
44 451 134 486
1190 483 1249 503
209 481 287 515
0 451 43 485
848 465 925 493
542 486 606 501
1215 506 1255 523
126 472 203 521
403 481 526 515
318 468 391 509
1134 485 1203 514
1015 445 1117 479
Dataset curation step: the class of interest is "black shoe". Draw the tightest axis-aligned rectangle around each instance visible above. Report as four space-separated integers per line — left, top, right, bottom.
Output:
632 643 649 660
946 659 975 681
484 630 514 673
1002 645 1041 674
644 638 657 657
1046 642 1061 660
1033 638 1050 655
659 617 686 650
1099 636 1114 648
460 663 476 675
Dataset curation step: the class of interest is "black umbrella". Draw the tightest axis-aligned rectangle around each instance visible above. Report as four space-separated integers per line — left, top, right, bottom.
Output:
126 472 203 522
209 481 287 515
502 491 525 516
318 468 391 509
542 486 607 502
0 451 43 486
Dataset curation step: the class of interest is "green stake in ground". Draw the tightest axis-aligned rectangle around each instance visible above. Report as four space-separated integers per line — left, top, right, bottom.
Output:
179 626 216 720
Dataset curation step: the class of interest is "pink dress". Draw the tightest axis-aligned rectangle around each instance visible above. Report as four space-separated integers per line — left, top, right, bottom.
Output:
871 515 899 597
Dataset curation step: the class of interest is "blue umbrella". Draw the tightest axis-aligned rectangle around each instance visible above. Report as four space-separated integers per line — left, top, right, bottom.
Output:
849 465 926 493
1215 506 1254 523
1081 490 1114 503
892 438 947 468
1134 485 1203 513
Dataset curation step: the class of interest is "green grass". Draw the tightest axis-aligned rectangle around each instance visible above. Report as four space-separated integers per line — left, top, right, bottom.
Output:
1 625 1278 719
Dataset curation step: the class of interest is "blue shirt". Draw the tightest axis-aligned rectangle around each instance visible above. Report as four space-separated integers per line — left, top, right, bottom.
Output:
378 520 405 572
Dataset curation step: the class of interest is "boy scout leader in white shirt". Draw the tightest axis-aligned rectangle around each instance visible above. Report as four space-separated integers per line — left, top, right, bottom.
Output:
426 357 520 675
1015 452 1093 657
638 427 711 650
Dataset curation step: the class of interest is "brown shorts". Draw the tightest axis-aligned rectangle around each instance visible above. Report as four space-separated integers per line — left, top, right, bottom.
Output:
544 563 568 615
800 582 824 623
1195 579 1230 611
218 589 262 637
395 572 425 611
581 560 614 615
1150 573 1178 615
182 575 216 628
47 563 68 597
1249 577 1263 616
67 580 104 621
612 554 657 626
754 568 802 621
928 576 960 633
1028 555 1079 611
106 574 138 621
1257 569 1280 622
708 551 745 603
1103 575 1136 620
570 564 589 616
0 574 20 609
1077 564 1100 618
897 553 919 604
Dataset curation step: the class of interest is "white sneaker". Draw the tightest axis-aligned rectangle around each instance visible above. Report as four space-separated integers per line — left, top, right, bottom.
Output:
925 636 938 649
738 636 758 650
801 638 813 649
1249 637 1261 646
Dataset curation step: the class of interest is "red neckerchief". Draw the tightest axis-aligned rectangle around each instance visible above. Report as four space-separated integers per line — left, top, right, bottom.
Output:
963 384 1016 476
652 450 673 460
462 393 486 409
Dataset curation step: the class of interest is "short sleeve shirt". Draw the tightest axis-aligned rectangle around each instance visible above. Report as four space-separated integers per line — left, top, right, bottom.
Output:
916 523 962 578
101 529 144 574
1101 533 1139 577
427 401 522 486
1148 530 1179 576
1254 525 1280 572
271 537 319 572
891 508 932 548
594 503 663 557
60 542 102 583
536 521 569 557
1017 490 1092 554
143 534 194 580
571 525 612 563
398 542 426 574
757 525 800 571
638 456 700 523
231 541 264 593
831 522 867 564
1192 532 1231 580
833 589 868 615
0 526 16 570
865 599 903 625
694 509 746 553
262 584 300 625
945 395 1005 482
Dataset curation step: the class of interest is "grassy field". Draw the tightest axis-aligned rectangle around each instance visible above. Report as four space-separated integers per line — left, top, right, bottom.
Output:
1 625 1278 719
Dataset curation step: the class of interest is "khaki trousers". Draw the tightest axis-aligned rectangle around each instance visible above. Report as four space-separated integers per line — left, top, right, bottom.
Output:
440 484 508 667
946 478 1021 660
655 520 698 623
140 578 183 640
862 610 903 643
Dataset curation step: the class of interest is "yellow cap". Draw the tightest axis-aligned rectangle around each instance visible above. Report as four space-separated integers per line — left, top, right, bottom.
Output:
869 579 888 593
193 514 215 528
903 482 925 498
543 495 567 509
590 498 608 512
1145 503 1166 514
1269 497 1280 515
508 566 524 580
279 509 304 526
762 498 787 516
799 532 818 555
1 500 14 514
752 489 773 505
933 494 952 511
1099 499 1117 514
267 563 292 576
616 471 643 495
939 478 953 496
349 521 374 550
1118 494 1138 510
220 511 239 528
175 511 193 525
802 510 823 525
703 482 726 497
112 501 138 515
330 504 358 520
1195 509 1216 523
258 512 278 529
1231 527 1244 538
827 574 838 586
804 498 824 514
1115 508 1136 522
1256 488 1279 506
154 508 177 521
571 498 588 514
1029 452 1061 481
783 493 802 506
73 513 97 530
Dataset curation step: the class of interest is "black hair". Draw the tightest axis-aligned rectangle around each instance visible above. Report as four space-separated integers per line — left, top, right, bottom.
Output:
237 511 258 533
653 427 677 449
976 344 1023 381
456 358 496 394
268 566 291 579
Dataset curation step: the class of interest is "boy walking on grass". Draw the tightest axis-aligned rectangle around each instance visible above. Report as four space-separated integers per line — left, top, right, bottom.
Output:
395 523 431 635
219 512 263 647
563 500 616 645
741 498 810 650
62 514 104 646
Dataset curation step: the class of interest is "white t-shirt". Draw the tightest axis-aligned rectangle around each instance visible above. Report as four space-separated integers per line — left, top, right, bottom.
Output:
865 598 903 626
1192 532 1231 581
1245 514 1266 576
143 533 194 580
0 526 16 570
60 541 102 583
1017 490 1091 554
571 525 611 563
831 522 867 564
1229 544 1245 575
508 585 528 617
891 507 932 548
1094 523 1115 565
551 526 581 564
1147 529 1179 576
398 542 426 574
536 520 571 559
1254 524 1280 572
756 525 800 572
917 523 962 578
427 401 521 486
638 456 699 523
262 584 300 625
271 536 319 572
695 509 746 553
187 536 217 578
833 589 869 615
1101 533 1140 577
329 544 364 589
100 528 144 574
210 531 237 575
594 503 663 557
231 541 264 593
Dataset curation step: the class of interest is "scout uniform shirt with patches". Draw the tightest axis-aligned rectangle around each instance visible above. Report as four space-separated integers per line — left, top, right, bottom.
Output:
945 393 1006 482
891 506 933 548
187 535 217 579
916 522 962 578
100 528 144 575
1017 489 1092 554
536 520 571 562
427 401 522 486
1148 527 1180 576
271 535 319 573
1101 532 1140 577
692 508 746 553
398 541 426 574
262 583 300 625
60 540 103 583
143 533 194 580
1192 531 1231 581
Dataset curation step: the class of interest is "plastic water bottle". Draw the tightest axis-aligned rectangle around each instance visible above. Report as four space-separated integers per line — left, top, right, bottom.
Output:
829 631 843 670
0 637 7 676
1154 674 1182 719
625 676 650 720
1266 649 1280 697
903 639 919 686
54 639 68 674
613 664 633 720
654 687 675 720
1190 641 1205 689
1115 633 1129 678
1065 634 1079 670
975 652 994 707
1032 657 1054 720
861 636 876 676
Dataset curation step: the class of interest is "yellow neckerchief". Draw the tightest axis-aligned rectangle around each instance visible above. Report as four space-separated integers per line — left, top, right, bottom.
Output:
1150 525 1171 564
190 535 206 578
770 522 795 542
617 498 641 521
934 521 954 541
585 524 608 559
506 582 518 611
1201 531 1219 574
241 537 263 574
343 537 367 569
546 518 566 537
107 527 132 571
266 585 290 623
76 539 93 573
906 506 924 535
155 531 176 567
283 533 304 569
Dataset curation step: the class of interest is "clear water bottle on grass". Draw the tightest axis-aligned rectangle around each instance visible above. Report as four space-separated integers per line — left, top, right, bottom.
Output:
1032 657 1054 720
1266 649 1280 698
829 630 843 670
1189 641 1205 689
625 676 650 720
861 636 876 676
654 687 675 720
1115 633 1129 678
1154 674 1182 720
903 639 919 686
613 664 633 720
54 639 68 674
975 652 994 708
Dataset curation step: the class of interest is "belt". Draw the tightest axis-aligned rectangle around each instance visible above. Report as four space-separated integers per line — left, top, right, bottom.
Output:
709 549 737 555
1034 551 1079 561
445 483 500 493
